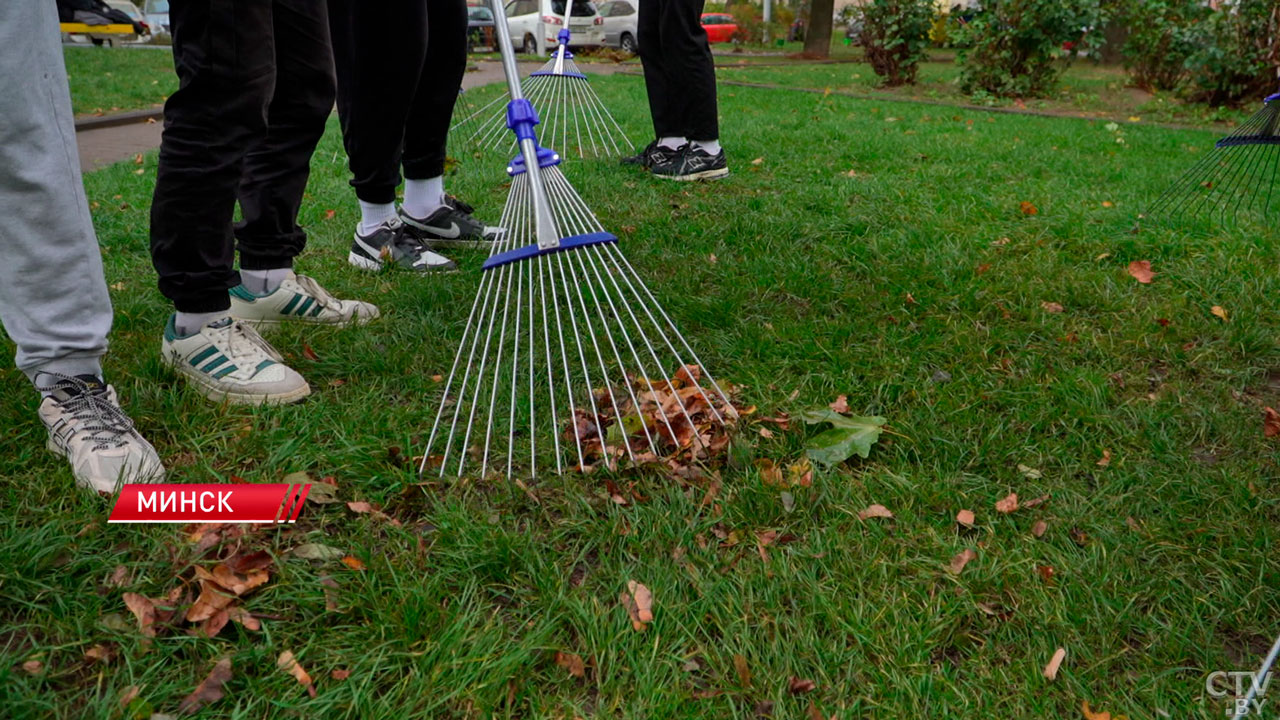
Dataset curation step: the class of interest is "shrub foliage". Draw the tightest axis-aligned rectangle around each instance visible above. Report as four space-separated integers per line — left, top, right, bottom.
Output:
857 0 935 86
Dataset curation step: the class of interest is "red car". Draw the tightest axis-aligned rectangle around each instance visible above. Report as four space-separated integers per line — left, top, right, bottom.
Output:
699 12 737 43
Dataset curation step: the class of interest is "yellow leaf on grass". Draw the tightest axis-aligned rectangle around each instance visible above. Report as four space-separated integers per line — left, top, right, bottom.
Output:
1211 305 1228 322
277 651 317 698
341 555 365 571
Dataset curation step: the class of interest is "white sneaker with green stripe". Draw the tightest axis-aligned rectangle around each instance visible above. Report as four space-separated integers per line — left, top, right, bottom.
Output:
229 272 379 327
162 315 311 405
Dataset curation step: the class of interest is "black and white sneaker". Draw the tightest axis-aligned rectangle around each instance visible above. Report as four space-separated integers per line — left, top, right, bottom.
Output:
651 145 729 181
398 204 502 250
348 218 458 273
621 139 687 169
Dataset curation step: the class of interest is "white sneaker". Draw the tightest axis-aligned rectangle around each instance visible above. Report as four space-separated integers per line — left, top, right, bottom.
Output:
161 315 311 405
36 374 165 493
229 271 379 328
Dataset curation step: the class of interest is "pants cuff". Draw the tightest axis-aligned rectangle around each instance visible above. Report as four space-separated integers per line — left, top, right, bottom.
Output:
26 356 105 387
354 186 398 204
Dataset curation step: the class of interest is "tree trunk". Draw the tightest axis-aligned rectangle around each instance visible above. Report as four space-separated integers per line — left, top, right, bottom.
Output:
803 0 834 58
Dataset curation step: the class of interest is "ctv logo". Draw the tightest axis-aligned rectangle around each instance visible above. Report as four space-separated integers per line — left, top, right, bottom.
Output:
1207 670 1273 717
108 483 310 523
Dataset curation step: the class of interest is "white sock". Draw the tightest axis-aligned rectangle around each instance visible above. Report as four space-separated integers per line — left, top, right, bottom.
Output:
358 200 397 236
175 310 229 337
402 176 446 219
658 136 688 150
692 139 721 155
239 267 291 295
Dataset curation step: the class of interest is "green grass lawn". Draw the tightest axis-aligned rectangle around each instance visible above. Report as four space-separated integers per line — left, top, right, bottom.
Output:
3 69 1280 718
63 45 176 116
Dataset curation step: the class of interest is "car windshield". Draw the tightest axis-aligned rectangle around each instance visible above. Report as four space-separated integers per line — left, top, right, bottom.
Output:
468 6 494 20
550 0 597 17
146 0 169 11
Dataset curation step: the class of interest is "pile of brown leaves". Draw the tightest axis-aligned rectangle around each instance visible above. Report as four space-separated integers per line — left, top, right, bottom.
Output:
564 365 753 473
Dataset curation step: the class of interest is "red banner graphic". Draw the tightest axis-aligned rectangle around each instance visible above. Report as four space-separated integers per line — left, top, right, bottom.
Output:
108 483 310 524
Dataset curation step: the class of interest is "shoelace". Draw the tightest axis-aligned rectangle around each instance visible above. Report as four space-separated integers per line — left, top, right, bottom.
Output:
221 319 279 364
292 274 340 312
39 373 139 451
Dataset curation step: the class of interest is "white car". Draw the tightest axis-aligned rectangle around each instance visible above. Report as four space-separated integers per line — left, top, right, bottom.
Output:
596 0 638 54
143 0 170 36
505 0 604 56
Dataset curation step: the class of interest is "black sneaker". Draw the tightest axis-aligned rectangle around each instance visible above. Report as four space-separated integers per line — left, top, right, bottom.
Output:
348 218 458 273
651 145 729 181
444 194 474 215
398 204 502 250
621 140 687 169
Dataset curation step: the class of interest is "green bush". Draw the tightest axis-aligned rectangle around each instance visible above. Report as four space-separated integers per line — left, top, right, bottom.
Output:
857 0 935 86
1116 0 1208 91
1183 0 1278 106
956 0 1102 98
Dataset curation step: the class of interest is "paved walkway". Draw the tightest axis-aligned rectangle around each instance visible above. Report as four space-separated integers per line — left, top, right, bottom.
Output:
74 60 633 171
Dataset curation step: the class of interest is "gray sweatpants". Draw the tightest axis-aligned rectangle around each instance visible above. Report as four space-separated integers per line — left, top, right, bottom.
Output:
0 2 113 386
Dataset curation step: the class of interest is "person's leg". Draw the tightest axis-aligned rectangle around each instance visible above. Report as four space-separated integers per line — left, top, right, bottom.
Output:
234 0 336 293
649 0 726 180
636 0 679 140
396 0 501 250
329 0 458 272
150 0 276 325
0 1 163 491
152 0 312 405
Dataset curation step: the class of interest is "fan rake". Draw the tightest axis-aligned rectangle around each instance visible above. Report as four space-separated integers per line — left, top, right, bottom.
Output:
421 0 734 479
1146 89 1280 225
450 26 629 160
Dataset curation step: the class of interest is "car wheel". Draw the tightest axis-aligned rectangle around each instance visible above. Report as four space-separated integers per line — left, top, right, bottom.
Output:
522 34 537 55
620 33 637 54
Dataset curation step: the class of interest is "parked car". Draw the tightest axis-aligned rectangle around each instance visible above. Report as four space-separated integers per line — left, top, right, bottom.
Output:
143 0 169 35
506 0 604 56
595 0 638 54
66 0 149 46
467 3 497 52
699 12 737 43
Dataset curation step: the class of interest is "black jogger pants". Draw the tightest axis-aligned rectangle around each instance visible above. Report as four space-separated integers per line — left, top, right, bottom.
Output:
328 0 468 204
150 0 335 312
636 0 718 141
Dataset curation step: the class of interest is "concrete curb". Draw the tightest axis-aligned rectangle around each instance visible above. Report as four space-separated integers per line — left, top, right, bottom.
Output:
74 108 163 132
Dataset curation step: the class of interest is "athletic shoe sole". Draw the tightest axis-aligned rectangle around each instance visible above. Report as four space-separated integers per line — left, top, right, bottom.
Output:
655 167 730 181
232 313 375 329
400 217 497 250
162 354 312 406
347 250 458 274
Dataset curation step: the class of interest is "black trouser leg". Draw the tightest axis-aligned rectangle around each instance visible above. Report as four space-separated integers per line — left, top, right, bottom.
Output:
235 0 336 271
150 0 276 313
636 0 679 139
657 0 718 140
403 0 467 181
329 0 429 204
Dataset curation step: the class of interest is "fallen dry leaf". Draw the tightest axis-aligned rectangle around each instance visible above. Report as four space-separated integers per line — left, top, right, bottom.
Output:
1265 407 1280 438
858 504 894 520
21 660 42 675
341 555 365 571
1081 700 1119 720
226 606 261 631
332 669 351 680
620 581 653 631
105 565 130 588
828 395 849 414
555 651 586 678
1040 301 1064 314
118 685 140 709
1043 647 1066 680
734 653 752 687
956 509 975 527
1101 200 1114 208
759 427 774 439
1097 449 1112 467
1211 305 1228 322
751 157 763 165
1127 260 1154 284
277 651 317 698
788 676 817 694
1032 520 1048 537
948 548 977 574
122 592 156 637
178 657 232 714
995 493 1019 514
84 644 112 664
323 209 336 220
1037 565 1055 582
1020 201 1039 215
